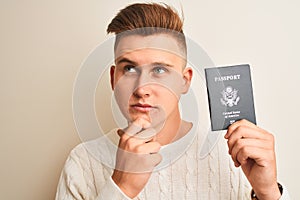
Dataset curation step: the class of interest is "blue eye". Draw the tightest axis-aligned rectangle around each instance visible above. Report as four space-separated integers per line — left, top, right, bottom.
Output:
153 67 167 74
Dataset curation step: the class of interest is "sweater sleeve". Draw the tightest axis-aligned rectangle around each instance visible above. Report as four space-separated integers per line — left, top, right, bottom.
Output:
55 144 132 200
240 170 291 200
249 183 290 200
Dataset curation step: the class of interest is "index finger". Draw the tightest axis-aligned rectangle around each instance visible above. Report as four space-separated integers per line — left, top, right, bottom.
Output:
134 128 157 141
225 119 258 139
118 117 152 139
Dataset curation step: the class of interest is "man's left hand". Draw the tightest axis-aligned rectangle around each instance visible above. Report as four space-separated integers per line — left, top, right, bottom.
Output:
225 119 281 200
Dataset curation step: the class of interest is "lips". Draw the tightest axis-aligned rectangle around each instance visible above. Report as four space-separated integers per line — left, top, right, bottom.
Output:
131 103 154 112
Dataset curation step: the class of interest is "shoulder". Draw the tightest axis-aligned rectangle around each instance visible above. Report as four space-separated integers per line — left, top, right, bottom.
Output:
64 128 119 170
61 143 91 175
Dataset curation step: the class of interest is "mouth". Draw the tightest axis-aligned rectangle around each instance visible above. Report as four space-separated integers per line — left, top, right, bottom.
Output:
130 103 155 113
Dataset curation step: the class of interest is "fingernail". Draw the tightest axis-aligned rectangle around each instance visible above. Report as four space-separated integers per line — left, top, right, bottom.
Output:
224 132 229 139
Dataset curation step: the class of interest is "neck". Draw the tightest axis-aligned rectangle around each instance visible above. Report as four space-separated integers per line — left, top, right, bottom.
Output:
155 107 192 145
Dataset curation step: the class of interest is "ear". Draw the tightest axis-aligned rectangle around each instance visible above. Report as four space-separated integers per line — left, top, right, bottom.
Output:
182 67 193 94
110 66 115 90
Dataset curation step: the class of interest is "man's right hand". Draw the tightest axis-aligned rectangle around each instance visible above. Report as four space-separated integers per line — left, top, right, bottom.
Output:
112 118 162 198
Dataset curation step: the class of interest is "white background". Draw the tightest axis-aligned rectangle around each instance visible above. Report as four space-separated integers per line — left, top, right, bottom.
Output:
1 0 299 199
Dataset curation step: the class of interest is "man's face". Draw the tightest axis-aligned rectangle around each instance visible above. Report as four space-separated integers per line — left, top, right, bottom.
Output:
110 34 192 127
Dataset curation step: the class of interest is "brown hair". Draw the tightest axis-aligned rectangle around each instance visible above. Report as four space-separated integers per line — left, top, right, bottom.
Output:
107 3 186 56
107 3 184 34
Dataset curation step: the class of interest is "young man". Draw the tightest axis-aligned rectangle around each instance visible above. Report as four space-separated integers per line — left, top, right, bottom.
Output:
56 3 289 199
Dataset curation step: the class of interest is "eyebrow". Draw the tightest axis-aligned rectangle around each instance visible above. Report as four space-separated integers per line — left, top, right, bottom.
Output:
152 62 174 68
116 58 137 66
116 58 174 68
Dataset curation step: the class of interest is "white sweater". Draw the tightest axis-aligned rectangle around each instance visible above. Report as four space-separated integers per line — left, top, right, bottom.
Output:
55 127 289 200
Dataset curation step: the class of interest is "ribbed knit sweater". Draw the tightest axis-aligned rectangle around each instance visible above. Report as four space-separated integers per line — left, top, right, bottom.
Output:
55 128 289 200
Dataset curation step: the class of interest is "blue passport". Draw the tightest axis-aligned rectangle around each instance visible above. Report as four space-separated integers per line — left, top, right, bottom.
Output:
205 64 256 131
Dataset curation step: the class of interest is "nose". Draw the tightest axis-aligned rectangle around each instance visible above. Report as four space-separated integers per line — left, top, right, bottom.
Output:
133 72 152 98
133 85 152 98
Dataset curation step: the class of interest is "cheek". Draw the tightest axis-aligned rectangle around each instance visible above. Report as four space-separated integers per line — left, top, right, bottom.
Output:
156 86 180 109
153 71 186 98
113 76 137 116
114 75 137 95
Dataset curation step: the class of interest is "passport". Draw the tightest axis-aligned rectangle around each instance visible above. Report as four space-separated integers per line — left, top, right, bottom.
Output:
205 64 256 131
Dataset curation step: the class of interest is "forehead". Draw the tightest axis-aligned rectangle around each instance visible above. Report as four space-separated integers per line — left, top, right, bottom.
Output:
115 34 185 61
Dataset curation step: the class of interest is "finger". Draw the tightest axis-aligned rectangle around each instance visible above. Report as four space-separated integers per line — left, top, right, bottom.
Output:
134 128 156 141
227 125 262 154
230 138 273 166
225 119 258 139
124 118 152 136
124 123 143 137
227 126 274 155
123 128 158 147
135 141 161 154
118 130 157 152
148 153 162 167
235 146 274 168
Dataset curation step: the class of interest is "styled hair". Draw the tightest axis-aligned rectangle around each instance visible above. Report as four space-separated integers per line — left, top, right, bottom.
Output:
107 3 187 57
107 3 184 34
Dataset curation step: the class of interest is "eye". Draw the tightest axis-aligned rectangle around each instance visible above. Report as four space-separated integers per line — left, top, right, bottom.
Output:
124 65 137 73
153 66 167 74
